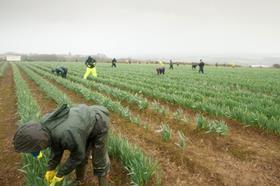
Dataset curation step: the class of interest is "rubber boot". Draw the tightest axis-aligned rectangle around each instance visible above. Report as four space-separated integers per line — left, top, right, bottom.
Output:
98 176 108 186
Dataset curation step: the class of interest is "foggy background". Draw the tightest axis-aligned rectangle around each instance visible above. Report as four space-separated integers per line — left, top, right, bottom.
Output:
0 0 280 64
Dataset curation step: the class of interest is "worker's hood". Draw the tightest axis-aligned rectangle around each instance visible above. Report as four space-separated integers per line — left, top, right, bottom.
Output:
40 104 70 130
13 122 50 153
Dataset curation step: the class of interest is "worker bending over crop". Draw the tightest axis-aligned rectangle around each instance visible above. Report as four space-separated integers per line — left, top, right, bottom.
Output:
51 67 68 78
13 104 110 186
192 62 198 70
84 56 97 79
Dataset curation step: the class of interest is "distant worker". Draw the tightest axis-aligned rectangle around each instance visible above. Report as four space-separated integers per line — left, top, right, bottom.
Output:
169 60 174 70
13 104 110 186
156 61 165 75
198 59 205 74
112 58 117 68
215 63 218 67
84 56 97 79
51 67 68 78
192 62 198 70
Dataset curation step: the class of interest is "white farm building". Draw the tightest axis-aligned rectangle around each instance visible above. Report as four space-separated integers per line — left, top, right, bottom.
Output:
6 55 21 62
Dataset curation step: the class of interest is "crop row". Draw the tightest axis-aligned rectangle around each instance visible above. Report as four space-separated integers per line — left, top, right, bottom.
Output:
39 62 280 97
33 65 189 124
33 64 149 110
31 64 230 137
12 64 70 186
121 64 280 95
88 63 280 96
65 65 279 134
91 65 279 107
20 65 72 106
26 64 141 125
37 63 271 136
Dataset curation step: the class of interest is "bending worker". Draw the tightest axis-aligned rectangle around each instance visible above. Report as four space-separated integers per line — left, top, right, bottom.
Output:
84 56 97 79
51 67 68 78
13 104 110 186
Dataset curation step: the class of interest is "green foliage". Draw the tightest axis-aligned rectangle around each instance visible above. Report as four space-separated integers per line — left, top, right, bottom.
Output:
20 65 71 106
58 63 280 135
143 122 150 132
196 115 229 135
0 62 9 77
160 123 171 141
12 65 41 123
13 64 72 186
70 74 149 110
25 62 280 135
151 100 168 115
34 64 149 110
173 108 190 124
27 65 142 125
20 64 160 185
108 132 159 186
176 130 187 150
13 64 49 185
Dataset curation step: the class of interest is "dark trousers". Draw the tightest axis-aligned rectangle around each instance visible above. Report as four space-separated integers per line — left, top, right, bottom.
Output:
61 72 67 78
75 113 110 181
156 67 165 75
112 63 116 67
199 68 204 74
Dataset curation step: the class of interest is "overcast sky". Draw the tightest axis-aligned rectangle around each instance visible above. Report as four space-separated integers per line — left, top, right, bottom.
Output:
0 0 280 59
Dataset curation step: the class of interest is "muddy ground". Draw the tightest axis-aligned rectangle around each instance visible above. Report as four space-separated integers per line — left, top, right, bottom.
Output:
0 66 24 186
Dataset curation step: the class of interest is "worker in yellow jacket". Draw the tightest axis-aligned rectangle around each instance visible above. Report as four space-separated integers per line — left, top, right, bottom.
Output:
84 56 97 79
156 61 165 75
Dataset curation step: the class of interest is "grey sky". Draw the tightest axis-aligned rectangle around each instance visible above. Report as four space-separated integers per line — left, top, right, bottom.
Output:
0 0 280 59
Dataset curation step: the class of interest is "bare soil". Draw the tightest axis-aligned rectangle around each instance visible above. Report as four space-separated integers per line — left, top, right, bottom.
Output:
0 65 24 186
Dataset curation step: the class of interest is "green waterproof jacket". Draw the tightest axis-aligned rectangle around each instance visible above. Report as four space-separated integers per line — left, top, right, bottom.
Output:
40 104 109 177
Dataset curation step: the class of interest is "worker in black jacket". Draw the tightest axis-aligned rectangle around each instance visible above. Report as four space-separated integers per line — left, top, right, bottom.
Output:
198 59 205 74
84 56 97 79
112 58 117 68
51 67 68 78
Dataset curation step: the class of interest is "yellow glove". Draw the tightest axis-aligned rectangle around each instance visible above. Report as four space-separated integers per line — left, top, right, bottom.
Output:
50 175 64 186
45 170 56 184
37 151 43 160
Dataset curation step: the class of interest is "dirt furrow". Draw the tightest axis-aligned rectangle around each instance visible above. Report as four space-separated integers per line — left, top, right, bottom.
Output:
0 65 24 186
